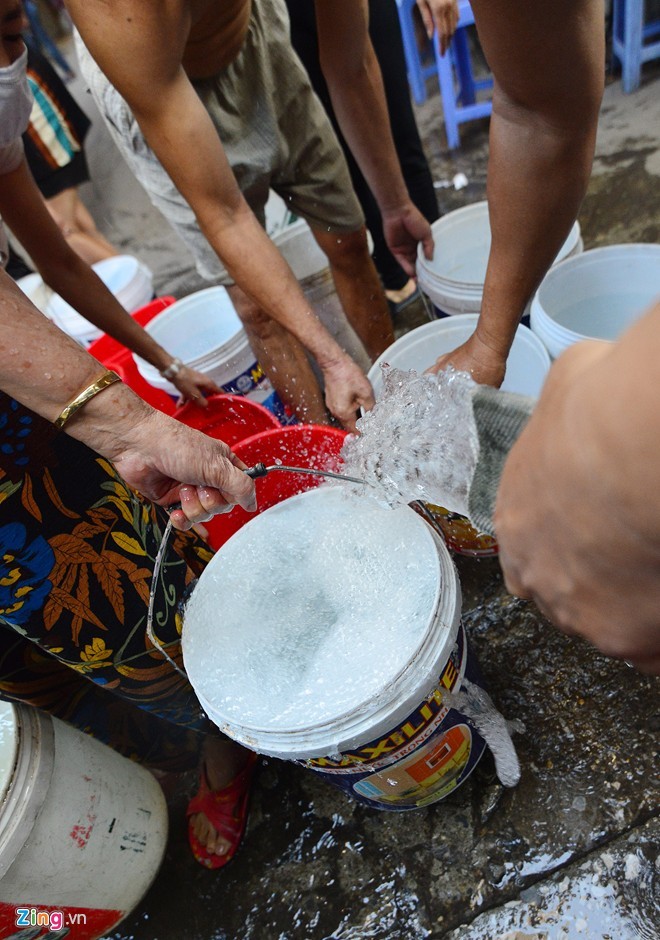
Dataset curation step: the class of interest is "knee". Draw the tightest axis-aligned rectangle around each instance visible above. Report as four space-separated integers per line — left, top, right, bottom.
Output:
229 293 284 341
319 227 372 274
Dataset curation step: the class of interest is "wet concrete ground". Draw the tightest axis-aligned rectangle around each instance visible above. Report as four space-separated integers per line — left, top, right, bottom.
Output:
56 35 660 940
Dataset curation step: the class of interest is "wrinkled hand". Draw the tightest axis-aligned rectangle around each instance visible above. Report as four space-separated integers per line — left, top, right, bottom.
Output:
382 202 434 278
417 0 460 55
110 410 257 531
322 355 375 431
171 365 221 407
425 332 507 387
494 340 660 674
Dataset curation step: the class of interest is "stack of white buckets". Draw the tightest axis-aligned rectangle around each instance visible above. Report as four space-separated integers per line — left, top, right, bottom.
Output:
17 255 154 348
416 201 584 319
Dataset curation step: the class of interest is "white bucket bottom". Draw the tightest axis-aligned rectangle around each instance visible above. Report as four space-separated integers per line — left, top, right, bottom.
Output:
183 487 489 810
530 243 660 358
416 201 583 317
0 704 167 939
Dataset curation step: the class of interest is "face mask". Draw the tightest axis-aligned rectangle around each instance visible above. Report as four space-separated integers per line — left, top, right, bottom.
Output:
0 47 33 147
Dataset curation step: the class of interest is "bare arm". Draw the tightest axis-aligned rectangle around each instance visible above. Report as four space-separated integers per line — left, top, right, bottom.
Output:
314 0 433 275
66 0 373 425
1 158 219 403
495 303 660 674
431 0 604 386
0 269 255 526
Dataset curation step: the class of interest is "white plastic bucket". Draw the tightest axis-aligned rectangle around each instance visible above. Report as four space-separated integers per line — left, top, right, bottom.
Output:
0 702 167 938
16 255 153 348
274 220 371 372
530 244 660 359
183 486 488 811
416 202 583 316
134 286 286 418
368 315 551 400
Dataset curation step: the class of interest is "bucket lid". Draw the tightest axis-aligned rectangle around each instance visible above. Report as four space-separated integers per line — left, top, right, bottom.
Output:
0 702 17 806
183 487 460 758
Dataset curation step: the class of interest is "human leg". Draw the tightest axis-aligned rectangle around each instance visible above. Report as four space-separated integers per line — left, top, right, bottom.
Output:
227 284 330 424
465 0 605 375
311 226 394 361
45 187 118 265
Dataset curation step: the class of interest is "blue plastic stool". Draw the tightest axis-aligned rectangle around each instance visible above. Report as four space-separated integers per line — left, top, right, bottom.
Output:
612 0 660 93
395 0 436 105
433 1 493 149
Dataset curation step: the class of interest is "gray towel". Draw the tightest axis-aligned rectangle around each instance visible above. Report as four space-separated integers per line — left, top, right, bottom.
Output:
468 386 536 536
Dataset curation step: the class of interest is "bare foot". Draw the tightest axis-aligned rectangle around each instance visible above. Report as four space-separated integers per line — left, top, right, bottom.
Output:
189 737 252 859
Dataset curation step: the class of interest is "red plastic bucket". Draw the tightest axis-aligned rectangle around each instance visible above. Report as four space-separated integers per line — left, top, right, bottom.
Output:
202 424 348 551
173 394 280 448
88 297 177 415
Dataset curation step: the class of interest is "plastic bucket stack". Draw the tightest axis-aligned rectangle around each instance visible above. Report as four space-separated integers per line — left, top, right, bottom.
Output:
530 244 660 358
416 202 583 317
133 286 287 419
183 486 488 811
88 296 178 414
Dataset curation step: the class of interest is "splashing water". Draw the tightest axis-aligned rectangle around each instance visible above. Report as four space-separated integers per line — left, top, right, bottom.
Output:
341 365 479 517
446 678 522 787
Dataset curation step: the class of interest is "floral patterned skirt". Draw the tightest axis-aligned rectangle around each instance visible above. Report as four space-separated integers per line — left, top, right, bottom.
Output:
0 392 216 772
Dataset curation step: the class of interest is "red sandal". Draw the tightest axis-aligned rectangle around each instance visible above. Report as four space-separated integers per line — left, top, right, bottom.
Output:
187 752 258 869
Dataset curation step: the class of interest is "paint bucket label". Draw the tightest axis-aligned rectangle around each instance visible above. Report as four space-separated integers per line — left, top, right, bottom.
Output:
303 622 488 810
220 360 294 424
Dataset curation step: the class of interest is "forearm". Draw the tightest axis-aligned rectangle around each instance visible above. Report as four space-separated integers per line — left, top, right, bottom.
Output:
315 1 409 214
477 108 597 358
0 269 153 459
495 303 660 671
576 304 660 539
38 255 174 371
470 0 604 362
1 160 176 372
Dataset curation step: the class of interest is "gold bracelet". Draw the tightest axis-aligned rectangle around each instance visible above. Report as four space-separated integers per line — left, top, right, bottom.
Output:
54 370 122 430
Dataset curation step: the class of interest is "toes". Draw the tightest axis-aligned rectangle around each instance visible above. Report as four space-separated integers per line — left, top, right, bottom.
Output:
190 813 230 856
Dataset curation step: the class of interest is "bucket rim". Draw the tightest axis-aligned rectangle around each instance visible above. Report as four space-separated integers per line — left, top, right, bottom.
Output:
368 316 550 399
0 705 54 879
